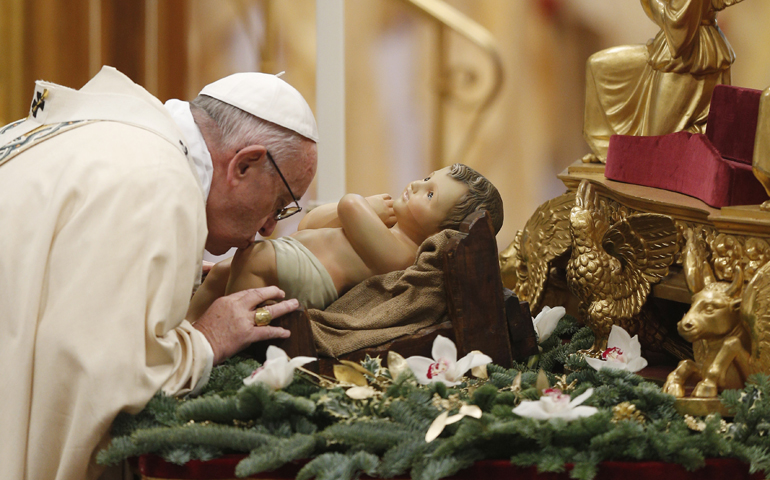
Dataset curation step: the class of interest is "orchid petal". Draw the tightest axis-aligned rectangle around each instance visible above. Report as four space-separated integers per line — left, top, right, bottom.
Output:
288 356 317 369
243 347 314 390
512 401 552 420
265 345 288 362
607 325 632 352
627 334 643 359
568 388 594 408
533 306 565 343
584 356 608 372
451 352 492 381
566 405 599 420
431 335 458 363
405 356 435 385
626 356 648 373
442 378 464 387
605 360 632 370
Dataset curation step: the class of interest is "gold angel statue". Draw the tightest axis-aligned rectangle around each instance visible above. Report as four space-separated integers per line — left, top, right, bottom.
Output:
566 180 680 356
663 230 770 398
582 0 744 163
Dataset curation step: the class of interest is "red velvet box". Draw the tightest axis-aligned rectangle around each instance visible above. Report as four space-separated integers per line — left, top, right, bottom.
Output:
604 85 769 208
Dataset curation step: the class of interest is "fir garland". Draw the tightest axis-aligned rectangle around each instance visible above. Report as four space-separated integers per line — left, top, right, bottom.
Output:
98 317 770 480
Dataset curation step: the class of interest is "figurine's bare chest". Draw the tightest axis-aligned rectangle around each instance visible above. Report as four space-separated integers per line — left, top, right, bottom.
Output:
291 228 373 293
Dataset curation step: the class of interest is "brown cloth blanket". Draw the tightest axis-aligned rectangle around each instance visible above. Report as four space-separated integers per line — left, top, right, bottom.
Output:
308 229 461 357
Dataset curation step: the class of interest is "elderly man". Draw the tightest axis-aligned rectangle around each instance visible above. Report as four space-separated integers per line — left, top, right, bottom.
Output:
0 66 317 480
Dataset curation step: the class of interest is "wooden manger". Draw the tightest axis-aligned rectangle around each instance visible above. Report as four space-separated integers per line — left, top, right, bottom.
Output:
245 210 538 376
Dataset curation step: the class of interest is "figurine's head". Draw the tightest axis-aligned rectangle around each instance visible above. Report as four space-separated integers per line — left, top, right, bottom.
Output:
439 163 503 235
394 163 503 241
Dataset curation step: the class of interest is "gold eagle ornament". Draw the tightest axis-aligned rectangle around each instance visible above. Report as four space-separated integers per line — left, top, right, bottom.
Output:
566 180 679 356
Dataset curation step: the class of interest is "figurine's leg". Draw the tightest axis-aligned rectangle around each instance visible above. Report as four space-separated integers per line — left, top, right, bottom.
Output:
662 360 699 398
226 241 279 295
578 331 608 358
694 337 746 398
578 302 610 357
582 45 649 163
187 257 233 321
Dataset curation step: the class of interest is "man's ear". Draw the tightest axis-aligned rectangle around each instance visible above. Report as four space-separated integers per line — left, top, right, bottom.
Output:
226 145 267 185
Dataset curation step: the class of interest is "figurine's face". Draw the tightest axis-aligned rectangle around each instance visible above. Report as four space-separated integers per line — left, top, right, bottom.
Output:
394 166 468 238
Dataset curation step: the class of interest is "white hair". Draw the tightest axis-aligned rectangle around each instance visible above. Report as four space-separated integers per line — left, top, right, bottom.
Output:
190 94 315 170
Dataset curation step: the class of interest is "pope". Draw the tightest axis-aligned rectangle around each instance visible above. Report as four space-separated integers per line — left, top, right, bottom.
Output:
0 66 317 480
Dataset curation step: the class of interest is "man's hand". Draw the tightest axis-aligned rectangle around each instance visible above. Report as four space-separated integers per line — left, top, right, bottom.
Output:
193 286 298 365
367 194 396 228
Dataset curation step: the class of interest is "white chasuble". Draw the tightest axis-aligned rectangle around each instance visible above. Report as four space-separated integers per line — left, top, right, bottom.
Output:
0 67 212 480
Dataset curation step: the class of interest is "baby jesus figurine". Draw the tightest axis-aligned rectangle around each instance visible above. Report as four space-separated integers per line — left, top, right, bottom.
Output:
187 163 503 319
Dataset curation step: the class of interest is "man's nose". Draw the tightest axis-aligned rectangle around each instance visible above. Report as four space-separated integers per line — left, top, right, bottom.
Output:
259 217 278 237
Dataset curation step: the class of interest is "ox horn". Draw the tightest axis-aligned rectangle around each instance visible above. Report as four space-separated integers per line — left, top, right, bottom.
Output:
726 265 744 298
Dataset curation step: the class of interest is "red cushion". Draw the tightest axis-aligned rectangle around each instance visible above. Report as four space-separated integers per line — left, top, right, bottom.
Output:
605 132 769 208
705 85 762 165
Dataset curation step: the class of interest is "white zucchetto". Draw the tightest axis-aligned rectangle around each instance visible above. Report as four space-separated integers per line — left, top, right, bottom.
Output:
199 72 318 142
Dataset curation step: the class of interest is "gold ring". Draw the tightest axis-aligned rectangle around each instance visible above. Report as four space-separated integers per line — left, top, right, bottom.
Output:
253 307 272 326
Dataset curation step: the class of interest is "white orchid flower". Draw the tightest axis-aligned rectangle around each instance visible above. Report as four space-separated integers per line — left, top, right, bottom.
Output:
512 387 598 421
532 306 565 344
585 325 648 373
425 405 483 442
405 335 492 386
243 346 316 390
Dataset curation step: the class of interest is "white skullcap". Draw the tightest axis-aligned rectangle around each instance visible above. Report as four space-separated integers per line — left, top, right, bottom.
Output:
199 72 318 142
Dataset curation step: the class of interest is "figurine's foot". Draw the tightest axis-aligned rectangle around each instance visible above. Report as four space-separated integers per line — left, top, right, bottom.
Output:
761 200 770 212
581 153 605 164
692 379 718 398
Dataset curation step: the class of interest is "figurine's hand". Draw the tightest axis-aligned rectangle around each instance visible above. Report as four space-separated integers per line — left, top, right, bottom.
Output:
367 194 396 227
193 286 297 365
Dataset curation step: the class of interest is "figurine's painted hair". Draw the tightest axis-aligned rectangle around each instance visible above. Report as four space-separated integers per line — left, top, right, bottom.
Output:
439 163 504 235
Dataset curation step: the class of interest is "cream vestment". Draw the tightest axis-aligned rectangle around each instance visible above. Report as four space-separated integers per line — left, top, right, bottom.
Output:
0 67 212 480
269 236 338 310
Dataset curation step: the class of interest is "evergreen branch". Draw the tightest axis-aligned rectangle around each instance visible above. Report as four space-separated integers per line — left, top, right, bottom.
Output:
321 419 419 453
234 434 320 477
97 424 272 465
296 451 379 480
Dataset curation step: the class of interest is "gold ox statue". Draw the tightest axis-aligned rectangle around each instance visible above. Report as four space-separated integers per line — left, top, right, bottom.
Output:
663 231 770 398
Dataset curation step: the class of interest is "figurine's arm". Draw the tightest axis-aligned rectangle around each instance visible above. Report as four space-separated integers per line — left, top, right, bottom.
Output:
337 193 415 274
186 257 232 322
298 194 395 230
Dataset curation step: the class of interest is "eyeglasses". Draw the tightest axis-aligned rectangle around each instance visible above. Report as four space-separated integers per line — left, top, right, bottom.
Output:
266 150 302 220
